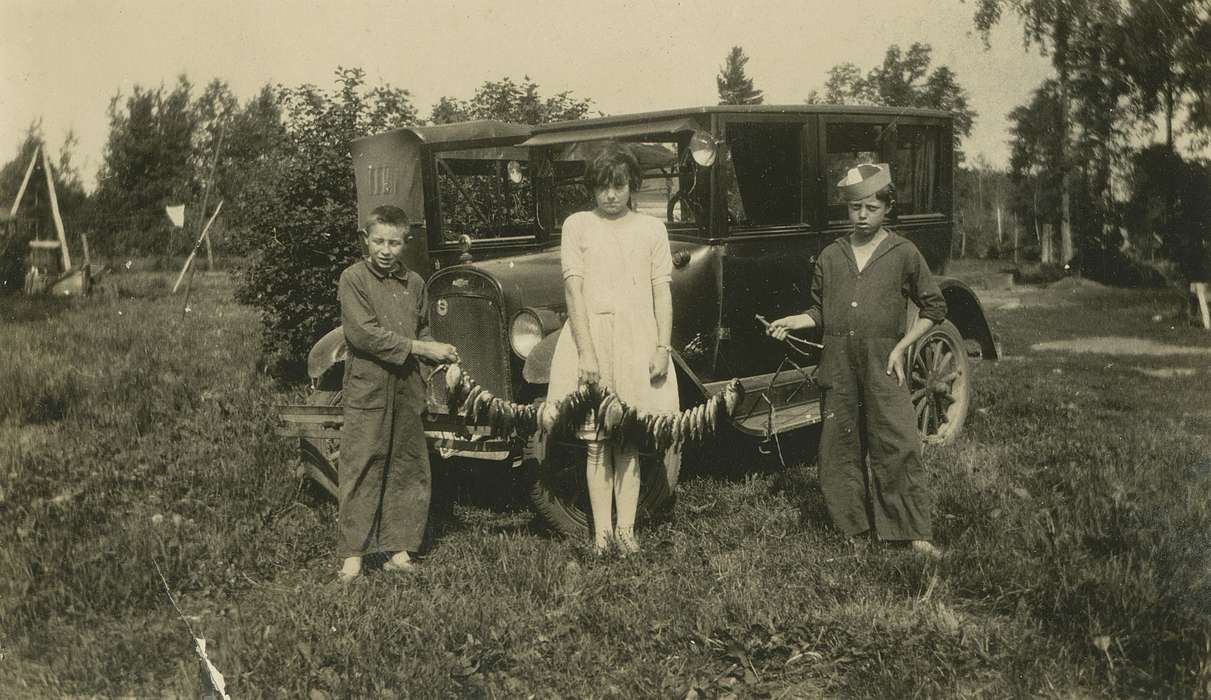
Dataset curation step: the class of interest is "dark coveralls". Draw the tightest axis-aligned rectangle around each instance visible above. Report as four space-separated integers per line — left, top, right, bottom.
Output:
337 259 434 557
805 231 947 540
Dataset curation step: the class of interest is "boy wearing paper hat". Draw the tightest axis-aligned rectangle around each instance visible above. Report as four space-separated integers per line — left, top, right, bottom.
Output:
767 163 947 558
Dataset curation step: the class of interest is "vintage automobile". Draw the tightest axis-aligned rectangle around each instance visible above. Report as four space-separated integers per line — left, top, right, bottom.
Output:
281 106 998 536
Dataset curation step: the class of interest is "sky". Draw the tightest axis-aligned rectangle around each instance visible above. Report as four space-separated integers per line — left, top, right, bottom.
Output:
1 0 1055 192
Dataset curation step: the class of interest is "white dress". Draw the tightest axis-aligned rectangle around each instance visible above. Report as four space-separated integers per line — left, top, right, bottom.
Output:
547 210 680 414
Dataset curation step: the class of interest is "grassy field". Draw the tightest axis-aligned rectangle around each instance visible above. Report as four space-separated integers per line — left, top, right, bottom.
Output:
1 269 1209 698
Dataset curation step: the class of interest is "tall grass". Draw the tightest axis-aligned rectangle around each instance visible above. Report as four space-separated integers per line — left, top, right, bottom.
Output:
1 273 1208 697
0 272 299 695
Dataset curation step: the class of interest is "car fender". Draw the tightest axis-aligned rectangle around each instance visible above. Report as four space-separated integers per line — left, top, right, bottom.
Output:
308 327 348 383
934 276 1000 360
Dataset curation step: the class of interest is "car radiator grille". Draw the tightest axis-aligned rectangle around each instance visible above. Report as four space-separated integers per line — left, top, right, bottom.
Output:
428 294 510 403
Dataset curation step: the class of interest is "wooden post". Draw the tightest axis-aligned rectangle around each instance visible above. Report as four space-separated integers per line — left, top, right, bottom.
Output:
10 145 38 217
1012 215 1019 264
172 200 222 294
1192 283 1211 330
41 147 71 271
198 122 226 272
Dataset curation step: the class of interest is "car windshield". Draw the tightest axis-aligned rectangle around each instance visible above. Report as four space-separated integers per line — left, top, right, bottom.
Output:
434 146 536 246
546 139 707 232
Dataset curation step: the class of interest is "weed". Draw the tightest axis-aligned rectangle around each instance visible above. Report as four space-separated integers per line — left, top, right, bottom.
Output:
0 275 1208 697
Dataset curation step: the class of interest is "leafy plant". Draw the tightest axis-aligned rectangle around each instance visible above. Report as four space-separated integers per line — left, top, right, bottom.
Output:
806 42 976 160
230 68 419 374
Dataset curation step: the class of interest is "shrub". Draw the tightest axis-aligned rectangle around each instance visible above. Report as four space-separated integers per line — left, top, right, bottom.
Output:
230 68 419 375
1126 146 1211 282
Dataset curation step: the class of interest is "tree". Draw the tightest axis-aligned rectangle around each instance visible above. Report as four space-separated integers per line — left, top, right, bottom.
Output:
973 0 1150 264
1065 3 1134 260
717 46 764 105
191 82 289 240
974 0 1080 264
429 76 594 125
1124 144 1211 280
1008 81 1066 263
955 156 1013 259
1117 0 1210 151
232 68 420 372
807 43 976 157
93 76 199 253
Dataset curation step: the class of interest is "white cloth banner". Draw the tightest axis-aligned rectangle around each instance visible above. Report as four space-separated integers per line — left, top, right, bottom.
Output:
165 205 185 228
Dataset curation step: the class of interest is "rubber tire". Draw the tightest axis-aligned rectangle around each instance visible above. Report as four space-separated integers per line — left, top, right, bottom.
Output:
909 320 972 445
522 399 681 537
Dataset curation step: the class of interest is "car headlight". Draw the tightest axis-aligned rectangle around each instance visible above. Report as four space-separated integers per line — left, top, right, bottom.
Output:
510 309 544 358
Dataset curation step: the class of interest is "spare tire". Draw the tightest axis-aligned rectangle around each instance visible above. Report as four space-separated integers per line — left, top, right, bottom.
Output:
522 400 680 537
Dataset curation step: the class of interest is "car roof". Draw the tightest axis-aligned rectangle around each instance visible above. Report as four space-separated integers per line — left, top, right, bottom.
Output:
531 104 953 135
353 119 533 148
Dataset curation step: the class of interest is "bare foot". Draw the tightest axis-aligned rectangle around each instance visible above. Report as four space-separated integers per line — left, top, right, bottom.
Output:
615 527 640 557
338 555 362 583
592 530 612 557
383 552 417 573
911 540 943 560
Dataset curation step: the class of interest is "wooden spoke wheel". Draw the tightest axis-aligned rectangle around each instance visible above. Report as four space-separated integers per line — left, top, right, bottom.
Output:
299 389 341 499
909 320 971 445
523 399 680 537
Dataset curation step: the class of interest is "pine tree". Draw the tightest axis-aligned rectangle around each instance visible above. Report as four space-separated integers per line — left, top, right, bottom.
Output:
716 46 764 105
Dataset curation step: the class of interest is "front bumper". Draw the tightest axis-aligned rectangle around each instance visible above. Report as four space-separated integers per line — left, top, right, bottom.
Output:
275 404 517 460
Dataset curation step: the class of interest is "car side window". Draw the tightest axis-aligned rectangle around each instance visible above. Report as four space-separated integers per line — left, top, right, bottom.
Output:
825 122 891 223
723 122 803 228
890 125 944 216
436 152 537 245
550 140 704 230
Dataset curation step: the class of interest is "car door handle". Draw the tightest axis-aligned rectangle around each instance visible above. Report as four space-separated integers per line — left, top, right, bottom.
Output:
672 251 690 269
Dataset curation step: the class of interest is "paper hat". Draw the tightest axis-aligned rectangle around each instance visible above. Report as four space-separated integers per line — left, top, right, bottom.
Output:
836 163 891 200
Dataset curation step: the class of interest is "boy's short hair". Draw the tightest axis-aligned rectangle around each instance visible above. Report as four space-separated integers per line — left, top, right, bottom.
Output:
362 205 410 234
874 182 897 221
584 141 643 196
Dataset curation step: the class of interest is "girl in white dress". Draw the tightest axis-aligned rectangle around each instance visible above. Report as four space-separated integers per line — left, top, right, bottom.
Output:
546 142 680 554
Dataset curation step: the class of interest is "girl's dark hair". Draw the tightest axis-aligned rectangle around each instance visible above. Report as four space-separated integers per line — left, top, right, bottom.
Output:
583 141 643 198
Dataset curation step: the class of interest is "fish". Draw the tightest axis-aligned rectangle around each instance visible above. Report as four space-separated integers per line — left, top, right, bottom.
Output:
474 390 495 424
461 385 483 418
604 397 626 434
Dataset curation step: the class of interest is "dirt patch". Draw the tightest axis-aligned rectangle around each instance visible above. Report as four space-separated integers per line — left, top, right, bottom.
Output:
1132 367 1201 378
1047 277 1107 292
1031 336 1211 356
978 288 1074 310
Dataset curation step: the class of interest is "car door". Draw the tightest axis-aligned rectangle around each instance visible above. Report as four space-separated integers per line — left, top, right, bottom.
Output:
713 115 826 433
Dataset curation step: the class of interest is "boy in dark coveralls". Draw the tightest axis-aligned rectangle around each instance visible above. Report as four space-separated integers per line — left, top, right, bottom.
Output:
337 205 459 582
768 164 946 558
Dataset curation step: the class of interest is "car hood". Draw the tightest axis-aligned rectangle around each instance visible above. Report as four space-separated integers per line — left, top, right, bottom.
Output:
442 244 567 311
